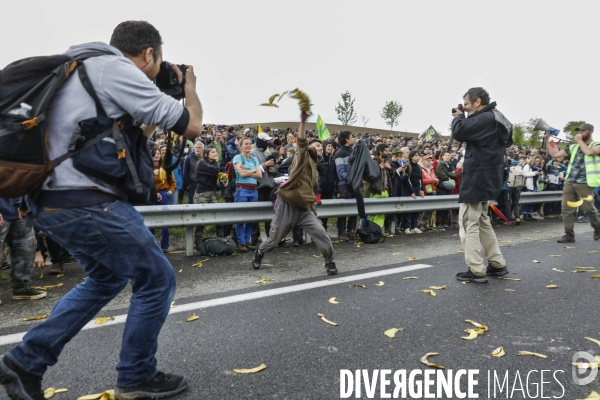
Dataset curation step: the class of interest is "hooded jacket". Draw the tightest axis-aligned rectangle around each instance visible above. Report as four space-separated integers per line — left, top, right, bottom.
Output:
40 42 184 205
451 102 512 203
250 138 275 190
276 136 319 212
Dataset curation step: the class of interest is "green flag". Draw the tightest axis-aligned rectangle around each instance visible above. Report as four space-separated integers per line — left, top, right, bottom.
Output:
316 114 331 141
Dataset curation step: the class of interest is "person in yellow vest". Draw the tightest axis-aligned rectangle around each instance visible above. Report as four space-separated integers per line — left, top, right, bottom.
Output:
545 123 600 243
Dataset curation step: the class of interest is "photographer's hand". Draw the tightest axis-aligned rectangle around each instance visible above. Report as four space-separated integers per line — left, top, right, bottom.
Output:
179 65 203 139
452 108 464 118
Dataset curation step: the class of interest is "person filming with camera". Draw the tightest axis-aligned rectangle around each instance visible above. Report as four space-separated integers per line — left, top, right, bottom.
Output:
450 87 511 283
0 21 202 400
544 123 600 243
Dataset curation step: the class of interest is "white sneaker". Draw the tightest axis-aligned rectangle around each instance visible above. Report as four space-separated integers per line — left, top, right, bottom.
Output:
404 228 412 235
531 212 544 221
411 228 423 234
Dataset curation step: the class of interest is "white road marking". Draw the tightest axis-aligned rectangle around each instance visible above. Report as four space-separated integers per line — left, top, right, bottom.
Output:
0 264 433 346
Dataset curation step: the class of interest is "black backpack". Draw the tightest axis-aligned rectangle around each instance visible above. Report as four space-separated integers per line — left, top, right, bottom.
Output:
197 236 239 257
0 53 153 204
356 220 385 244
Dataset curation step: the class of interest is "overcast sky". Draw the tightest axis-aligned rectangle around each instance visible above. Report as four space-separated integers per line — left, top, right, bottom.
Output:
2 0 598 139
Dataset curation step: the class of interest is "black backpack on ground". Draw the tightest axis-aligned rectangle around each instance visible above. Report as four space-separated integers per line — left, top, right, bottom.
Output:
356 220 385 244
197 236 239 256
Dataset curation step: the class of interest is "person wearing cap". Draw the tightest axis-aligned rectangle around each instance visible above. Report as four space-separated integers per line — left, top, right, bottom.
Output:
249 132 277 245
545 123 600 243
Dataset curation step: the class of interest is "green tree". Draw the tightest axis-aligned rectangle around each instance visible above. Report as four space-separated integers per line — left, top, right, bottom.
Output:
361 115 369 127
563 120 586 142
512 123 526 146
335 91 358 126
380 101 403 131
525 118 543 147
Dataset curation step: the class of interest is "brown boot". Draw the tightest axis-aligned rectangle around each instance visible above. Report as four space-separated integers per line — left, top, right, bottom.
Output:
238 244 248 252
594 229 600 241
557 234 575 243
49 263 64 275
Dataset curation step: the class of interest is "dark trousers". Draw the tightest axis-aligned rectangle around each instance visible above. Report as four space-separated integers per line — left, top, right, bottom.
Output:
251 187 273 244
502 189 521 220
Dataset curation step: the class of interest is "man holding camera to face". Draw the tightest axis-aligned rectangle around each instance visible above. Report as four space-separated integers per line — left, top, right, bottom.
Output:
450 87 511 283
0 21 201 400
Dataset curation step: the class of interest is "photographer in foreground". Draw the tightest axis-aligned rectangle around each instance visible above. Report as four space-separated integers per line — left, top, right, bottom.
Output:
544 123 600 243
451 87 510 283
0 21 202 400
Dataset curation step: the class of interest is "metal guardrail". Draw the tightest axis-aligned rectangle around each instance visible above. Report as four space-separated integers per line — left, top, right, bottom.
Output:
135 191 564 256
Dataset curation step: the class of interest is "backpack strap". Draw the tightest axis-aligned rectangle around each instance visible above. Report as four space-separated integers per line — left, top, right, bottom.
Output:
112 129 144 194
77 63 107 117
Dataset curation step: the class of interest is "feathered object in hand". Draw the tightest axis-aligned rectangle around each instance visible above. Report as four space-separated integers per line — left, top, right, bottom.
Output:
259 89 313 115
259 93 280 108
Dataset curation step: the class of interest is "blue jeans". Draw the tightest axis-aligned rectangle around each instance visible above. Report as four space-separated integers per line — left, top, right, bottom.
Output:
234 188 258 244
155 190 171 249
6 201 176 387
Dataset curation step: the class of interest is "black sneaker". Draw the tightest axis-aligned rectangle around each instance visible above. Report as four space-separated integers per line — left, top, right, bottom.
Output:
277 240 289 248
0 355 45 400
486 265 510 276
325 261 338 276
12 288 47 301
115 371 188 400
292 240 300 247
252 249 264 270
456 270 488 283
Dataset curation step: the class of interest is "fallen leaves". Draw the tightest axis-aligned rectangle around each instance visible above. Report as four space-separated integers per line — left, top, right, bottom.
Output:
408 256 418 261
44 387 68 398
462 329 478 340
233 364 267 374
255 278 274 284
77 390 114 400
312 254 321 258
549 255 562 257
552 268 564 272
429 285 446 290
384 328 405 338
564 246 576 249
317 313 338 326
420 352 444 369
462 320 489 340
328 297 339 304
505 289 515 292
403 277 418 280
374 281 385 286
191 262 203 268
23 313 50 322
517 351 548 359
419 289 436 297
186 313 199 322
533 260 540 263
546 284 558 289
498 277 521 281
492 347 505 358
585 337 600 347
589 250 599 254
32 283 64 291
352 284 367 289
94 317 114 325
591 275 600 279
575 391 600 400
392 252 403 256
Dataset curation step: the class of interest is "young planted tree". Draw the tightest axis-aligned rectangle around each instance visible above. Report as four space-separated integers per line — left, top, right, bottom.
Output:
380 101 403 131
361 115 369 127
563 120 586 142
335 91 358 126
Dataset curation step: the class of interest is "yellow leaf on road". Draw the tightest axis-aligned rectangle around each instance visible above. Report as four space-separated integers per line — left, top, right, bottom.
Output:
420 352 444 369
255 278 274 284
384 328 405 338
575 390 600 400
186 313 199 322
505 289 515 292
492 347 505 357
77 390 114 400
94 317 114 325
429 285 446 290
591 275 600 279
408 256 418 261
585 337 600 347
178 269 182 273
374 281 385 286
23 313 50 322
403 277 418 280
462 329 478 340
465 319 488 332
552 268 564 272
312 254 321 258
549 255 562 257
233 363 267 374
328 297 339 304
191 263 203 268
498 277 521 281
588 250 599 254
518 351 548 358
546 284 558 289
564 246 576 249
171 301 176 308
392 252 403 255
317 313 338 326
457 249 465 253
576 266 596 270
419 289 436 297
353 284 367 289
533 260 540 263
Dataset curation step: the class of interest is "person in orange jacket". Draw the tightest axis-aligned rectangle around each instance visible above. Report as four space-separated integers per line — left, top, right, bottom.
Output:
153 146 176 252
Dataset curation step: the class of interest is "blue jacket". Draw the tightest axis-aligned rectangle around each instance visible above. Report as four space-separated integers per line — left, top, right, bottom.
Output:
226 136 239 161
0 198 20 221
334 145 353 186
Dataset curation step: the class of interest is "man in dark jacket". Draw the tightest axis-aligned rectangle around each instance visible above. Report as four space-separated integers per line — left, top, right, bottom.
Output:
334 131 357 240
451 87 511 283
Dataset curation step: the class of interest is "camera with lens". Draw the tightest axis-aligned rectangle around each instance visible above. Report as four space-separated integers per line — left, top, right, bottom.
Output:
451 104 464 114
155 61 187 100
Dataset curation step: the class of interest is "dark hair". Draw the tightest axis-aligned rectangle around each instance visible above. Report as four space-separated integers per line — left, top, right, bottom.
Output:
506 150 515 159
227 126 235 134
463 87 490 106
408 149 421 161
339 131 352 146
203 147 216 162
376 143 388 156
110 21 163 61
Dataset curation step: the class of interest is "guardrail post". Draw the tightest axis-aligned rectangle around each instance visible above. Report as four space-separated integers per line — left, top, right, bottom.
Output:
185 227 194 257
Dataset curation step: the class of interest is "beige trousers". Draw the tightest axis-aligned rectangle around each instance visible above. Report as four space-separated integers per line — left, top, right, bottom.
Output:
459 201 506 276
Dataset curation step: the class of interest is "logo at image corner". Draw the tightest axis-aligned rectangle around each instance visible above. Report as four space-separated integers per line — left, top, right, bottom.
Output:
572 351 598 386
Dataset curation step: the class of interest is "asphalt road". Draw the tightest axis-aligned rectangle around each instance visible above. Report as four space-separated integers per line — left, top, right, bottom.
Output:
0 218 599 399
